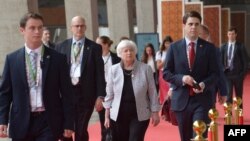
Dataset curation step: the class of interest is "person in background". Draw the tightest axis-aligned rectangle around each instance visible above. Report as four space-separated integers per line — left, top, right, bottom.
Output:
42 27 55 49
156 36 173 104
96 35 120 141
103 40 160 141
221 27 248 109
55 16 106 141
0 12 75 141
141 43 158 92
114 36 130 52
199 24 211 42
163 11 218 141
119 36 129 41
199 24 227 108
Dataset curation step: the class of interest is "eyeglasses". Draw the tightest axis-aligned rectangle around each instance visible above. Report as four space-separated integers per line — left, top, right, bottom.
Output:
72 25 85 28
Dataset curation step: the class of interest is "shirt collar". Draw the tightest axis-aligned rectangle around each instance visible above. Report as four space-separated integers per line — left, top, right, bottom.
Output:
228 41 236 46
72 37 85 46
185 37 198 47
25 43 43 54
102 52 111 57
42 41 49 47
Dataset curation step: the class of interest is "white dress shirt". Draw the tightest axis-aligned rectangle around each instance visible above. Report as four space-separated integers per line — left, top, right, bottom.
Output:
102 52 112 81
70 38 84 78
227 42 235 66
25 44 45 112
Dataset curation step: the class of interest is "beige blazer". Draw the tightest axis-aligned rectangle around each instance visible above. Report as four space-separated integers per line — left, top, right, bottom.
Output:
103 61 161 121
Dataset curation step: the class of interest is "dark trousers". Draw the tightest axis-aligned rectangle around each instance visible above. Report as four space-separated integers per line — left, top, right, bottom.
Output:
98 109 107 141
112 103 150 141
12 112 59 141
226 76 244 109
75 103 95 141
73 84 95 141
175 98 210 141
112 118 149 141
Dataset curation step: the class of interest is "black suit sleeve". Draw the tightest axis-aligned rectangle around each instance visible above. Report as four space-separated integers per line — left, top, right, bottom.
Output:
220 44 227 71
0 55 12 125
93 44 106 97
240 44 249 76
59 54 75 130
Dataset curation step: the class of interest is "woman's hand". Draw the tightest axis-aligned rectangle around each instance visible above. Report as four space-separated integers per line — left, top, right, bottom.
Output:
167 89 172 99
104 108 110 128
104 117 110 129
156 60 164 70
151 112 160 127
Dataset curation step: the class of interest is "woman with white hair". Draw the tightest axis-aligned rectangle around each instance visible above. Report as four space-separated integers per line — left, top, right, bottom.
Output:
103 40 161 141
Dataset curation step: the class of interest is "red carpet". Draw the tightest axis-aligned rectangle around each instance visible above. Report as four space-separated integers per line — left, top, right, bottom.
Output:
88 73 250 141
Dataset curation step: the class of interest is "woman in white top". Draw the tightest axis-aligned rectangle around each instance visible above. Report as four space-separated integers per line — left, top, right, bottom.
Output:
141 43 158 92
155 35 173 104
96 35 120 141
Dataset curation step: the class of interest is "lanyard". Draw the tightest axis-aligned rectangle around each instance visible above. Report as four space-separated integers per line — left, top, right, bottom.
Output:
103 54 111 65
25 47 44 84
71 43 83 64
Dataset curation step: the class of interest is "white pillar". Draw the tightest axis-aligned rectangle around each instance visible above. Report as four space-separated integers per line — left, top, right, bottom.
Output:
107 0 134 45
136 0 157 33
0 0 28 72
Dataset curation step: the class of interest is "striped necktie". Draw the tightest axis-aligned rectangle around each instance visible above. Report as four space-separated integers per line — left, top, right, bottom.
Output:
29 51 38 87
74 42 81 59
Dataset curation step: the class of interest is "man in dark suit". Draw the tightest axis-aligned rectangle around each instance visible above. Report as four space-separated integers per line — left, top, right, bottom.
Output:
163 11 218 141
42 27 55 49
199 24 227 108
221 27 248 109
0 12 75 141
55 16 106 141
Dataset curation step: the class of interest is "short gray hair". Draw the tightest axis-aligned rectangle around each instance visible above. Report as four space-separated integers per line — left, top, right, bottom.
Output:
116 40 137 58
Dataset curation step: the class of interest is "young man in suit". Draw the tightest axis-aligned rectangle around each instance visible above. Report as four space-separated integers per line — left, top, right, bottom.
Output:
0 12 75 141
221 27 248 109
55 16 106 141
163 11 218 141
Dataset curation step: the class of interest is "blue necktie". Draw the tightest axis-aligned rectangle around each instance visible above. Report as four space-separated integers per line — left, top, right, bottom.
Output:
228 44 234 70
228 44 233 60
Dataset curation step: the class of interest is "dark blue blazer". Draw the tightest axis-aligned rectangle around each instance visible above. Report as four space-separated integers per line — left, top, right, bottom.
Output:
215 48 227 96
0 46 75 138
221 41 248 78
163 38 218 111
55 38 106 105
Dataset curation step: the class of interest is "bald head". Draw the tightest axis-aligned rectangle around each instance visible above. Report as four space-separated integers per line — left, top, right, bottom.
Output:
71 16 85 25
71 16 86 40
